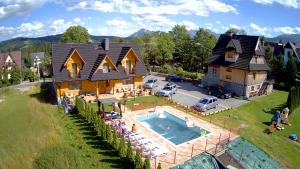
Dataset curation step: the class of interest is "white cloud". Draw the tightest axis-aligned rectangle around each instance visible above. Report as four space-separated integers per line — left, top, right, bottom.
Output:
216 21 221 24
249 23 269 36
0 0 48 19
181 20 198 30
273 26 300 34
98 18 139 37
68 0 238 16
229 24 241 29
49 19 85 35
131 15 177 32
0 21 44 37
253 0 300 8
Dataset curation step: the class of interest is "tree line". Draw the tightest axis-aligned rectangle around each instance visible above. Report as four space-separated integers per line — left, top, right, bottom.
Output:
265 45 299 88
129 25 217 73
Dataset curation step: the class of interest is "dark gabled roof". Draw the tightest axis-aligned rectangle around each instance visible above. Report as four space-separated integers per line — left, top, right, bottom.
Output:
207 34 270 71
52 42 148 82
226 39 242 53
0 51 21 68
286 41 300 63
295 48 300 63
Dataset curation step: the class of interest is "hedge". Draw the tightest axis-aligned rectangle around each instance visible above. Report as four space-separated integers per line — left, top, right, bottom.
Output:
156 65 203 80
74 97 150 169
287 86 300 113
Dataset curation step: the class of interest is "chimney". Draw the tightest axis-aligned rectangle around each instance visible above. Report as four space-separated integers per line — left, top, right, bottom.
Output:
104 38 109 51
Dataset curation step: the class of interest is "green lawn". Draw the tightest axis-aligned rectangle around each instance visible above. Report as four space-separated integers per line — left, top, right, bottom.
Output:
123 95 168 109
203 90 300 169
0 86 121 169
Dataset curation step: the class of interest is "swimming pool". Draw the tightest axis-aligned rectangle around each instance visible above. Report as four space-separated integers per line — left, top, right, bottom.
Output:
136 111 210 145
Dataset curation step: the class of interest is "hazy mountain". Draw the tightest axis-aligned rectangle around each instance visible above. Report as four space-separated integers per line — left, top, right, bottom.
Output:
128 28 154 38
0 34 119 51
266 34 300 46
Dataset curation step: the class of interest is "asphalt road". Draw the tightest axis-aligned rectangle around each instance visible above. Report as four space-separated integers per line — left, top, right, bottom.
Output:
144 74 248 114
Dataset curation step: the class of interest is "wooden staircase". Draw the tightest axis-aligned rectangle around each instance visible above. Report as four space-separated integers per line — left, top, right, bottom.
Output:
257 82 268 96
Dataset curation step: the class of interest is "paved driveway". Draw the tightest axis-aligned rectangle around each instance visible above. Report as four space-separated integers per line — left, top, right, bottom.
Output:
144 74 248 114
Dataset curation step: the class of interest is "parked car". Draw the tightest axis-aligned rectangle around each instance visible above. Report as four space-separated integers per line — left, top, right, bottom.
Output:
143 78 158 89
207 86 232 99
157 83 177 97
193 96 218 112
165 75 184 82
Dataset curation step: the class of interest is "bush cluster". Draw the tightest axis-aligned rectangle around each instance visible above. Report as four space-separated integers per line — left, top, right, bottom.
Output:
156 65 202 80
75 97 151 169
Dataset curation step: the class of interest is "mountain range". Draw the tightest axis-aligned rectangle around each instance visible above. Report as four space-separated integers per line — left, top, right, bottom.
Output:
0 28 299 51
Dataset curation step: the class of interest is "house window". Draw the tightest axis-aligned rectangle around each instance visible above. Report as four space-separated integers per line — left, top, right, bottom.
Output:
69 81 81 90
253 73 256 80
226 68 232 72
251 86 255 91
103 63 109 73
123 77 133 84
226 75 231 80
71 63 77 78
125 60 131 74
212 68 217 76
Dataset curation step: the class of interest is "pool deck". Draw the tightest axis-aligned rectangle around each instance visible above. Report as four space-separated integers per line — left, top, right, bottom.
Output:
121 105 239 169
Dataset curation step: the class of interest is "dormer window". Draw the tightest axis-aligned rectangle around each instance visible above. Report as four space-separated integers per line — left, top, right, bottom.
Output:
71 63 77 78
103 63 109 73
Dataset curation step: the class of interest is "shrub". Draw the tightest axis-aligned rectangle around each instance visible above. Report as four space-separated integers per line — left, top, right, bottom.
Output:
135 150 144 169
112 128 120 150
119 137 127 158
287 86 300 113
33 145 82 169
144 158 151 169
126 141 135 167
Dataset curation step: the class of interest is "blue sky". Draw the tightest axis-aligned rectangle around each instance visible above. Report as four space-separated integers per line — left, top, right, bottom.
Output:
0 0 300 41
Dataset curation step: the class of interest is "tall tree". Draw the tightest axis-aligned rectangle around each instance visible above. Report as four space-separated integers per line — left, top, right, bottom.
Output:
156 32 175 65
286 54 297 86
170 25 192 69
10 65 21 85
61 26 90 43
274 55 285 82
192 28 217 71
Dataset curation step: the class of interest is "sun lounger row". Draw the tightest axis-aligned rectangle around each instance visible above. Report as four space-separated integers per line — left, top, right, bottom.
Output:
124 131 168 159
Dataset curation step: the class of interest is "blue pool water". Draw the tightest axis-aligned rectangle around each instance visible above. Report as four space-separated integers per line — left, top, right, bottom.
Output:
136 111 210 145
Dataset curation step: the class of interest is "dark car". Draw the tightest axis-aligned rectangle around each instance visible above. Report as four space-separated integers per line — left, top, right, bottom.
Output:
207 86 232 99
165 75 183 82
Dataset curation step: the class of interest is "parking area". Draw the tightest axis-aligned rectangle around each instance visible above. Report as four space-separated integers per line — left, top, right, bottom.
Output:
144 74 248 114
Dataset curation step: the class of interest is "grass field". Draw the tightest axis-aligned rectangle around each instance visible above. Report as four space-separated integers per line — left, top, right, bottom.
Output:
203 90 300 169
0 86 121 169
123 91 300 169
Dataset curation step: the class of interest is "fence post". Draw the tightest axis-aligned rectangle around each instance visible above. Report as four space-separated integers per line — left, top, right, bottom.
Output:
155 157 157 169
214 143 218 155
205 139 208 152
218 133 222 144
191 144 194 158
174 151 177 164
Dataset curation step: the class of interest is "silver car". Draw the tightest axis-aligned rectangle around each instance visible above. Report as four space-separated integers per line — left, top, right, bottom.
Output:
157 84 177 97
193 96 218 112
143 78 158 89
